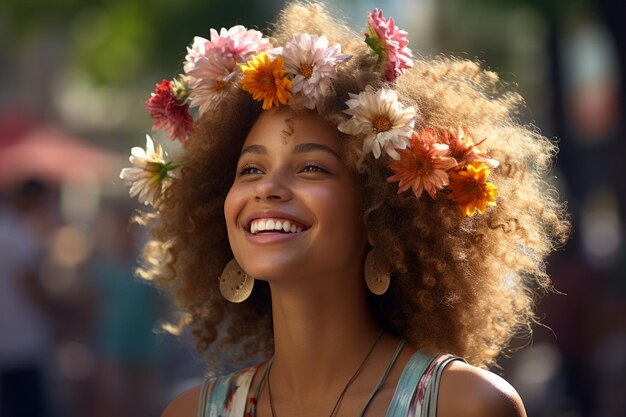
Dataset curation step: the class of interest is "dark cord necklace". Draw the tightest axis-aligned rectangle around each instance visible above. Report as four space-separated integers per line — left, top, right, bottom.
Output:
265 330 385 417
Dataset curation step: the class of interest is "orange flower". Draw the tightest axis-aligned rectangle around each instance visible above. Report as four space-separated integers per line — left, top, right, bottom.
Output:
240 52 292 110
447 161 498 217
387 129 457 199
440 127 479 164
440 127 499 168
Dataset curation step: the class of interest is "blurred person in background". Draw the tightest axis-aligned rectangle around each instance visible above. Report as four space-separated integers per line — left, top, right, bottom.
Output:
87 205 165 417
0 180 56 417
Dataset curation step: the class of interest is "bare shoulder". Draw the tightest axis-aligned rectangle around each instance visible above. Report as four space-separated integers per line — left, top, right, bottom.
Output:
437 360 527 417
161 384 202 417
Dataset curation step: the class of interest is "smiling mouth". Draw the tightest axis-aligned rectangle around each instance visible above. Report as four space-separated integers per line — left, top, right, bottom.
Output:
247 218 309 235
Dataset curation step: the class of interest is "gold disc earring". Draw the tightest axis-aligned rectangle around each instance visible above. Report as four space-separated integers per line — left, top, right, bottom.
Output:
219 259 254 303
364 249 391 295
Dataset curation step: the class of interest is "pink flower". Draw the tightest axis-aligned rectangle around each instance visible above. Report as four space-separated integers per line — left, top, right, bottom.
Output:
365 9 413 82
387 128 458 199
185 26 271 71
184 26 272 115
185 49 239 115
208 25 271 62
145 79 194 143
185 36 236 75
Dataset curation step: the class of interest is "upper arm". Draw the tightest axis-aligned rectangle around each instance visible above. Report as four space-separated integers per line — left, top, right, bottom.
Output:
437 360 527 417
161 385 202 417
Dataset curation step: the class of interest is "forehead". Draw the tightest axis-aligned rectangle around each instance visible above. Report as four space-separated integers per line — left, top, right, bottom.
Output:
242 108 340 150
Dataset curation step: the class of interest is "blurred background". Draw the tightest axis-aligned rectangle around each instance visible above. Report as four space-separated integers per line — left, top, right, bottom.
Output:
0 0 624 416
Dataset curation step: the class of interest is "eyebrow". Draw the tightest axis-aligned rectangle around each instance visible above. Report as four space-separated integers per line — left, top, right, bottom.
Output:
240 144 266 156
239 142 341 160
293 142 341 159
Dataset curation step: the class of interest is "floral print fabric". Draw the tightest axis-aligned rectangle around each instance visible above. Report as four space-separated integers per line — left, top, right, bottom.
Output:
198 353 461 417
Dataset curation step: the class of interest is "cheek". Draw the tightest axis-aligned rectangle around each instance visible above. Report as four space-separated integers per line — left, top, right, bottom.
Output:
224 185 243 233
310 184 365 244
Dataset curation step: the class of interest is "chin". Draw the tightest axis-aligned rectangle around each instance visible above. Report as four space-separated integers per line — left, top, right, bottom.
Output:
238 256 302 282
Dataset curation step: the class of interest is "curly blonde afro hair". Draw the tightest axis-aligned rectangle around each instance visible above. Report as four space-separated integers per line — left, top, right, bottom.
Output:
139 1 570 369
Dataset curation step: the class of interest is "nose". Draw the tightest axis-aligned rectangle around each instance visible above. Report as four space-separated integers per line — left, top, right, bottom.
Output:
254 171 292 202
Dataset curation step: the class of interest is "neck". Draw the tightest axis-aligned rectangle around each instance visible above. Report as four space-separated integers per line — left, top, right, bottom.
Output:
268 274 383 401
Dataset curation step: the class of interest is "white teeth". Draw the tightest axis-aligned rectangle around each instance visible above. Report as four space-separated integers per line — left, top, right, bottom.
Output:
249 218 305 235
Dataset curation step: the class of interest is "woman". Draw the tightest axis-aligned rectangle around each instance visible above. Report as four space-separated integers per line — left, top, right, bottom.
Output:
120 2 569 416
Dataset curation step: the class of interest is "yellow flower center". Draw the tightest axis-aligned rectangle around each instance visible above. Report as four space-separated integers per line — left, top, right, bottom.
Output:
299 63 313 79
372 115 392 132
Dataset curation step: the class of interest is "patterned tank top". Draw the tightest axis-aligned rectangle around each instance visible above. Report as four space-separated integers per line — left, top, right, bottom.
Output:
197 350 463 417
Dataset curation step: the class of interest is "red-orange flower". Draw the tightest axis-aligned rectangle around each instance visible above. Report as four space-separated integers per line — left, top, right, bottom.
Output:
387 128 457 199
145 79 194 143
440 127 479 164
447 161 498 217
440 127 499 168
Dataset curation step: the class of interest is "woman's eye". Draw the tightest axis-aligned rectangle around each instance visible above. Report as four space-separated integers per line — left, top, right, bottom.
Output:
301 164 329 174
238 165 263 176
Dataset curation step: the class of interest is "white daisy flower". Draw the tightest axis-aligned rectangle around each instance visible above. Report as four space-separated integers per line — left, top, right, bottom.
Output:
337 87 416 159
281 33 351 110
120 135 180 206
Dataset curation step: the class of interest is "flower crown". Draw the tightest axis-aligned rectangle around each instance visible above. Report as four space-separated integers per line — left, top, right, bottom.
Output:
121 9 499 217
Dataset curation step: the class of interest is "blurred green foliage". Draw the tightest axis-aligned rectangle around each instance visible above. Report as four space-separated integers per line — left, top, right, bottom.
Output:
1 0 283 85
465 0 592 20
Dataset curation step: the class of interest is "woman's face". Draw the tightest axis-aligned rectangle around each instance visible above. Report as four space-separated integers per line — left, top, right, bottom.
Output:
224 109 368 285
